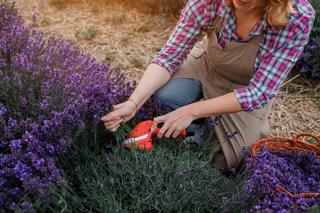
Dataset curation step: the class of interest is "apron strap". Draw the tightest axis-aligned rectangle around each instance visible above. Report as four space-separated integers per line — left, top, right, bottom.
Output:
205 16 223 37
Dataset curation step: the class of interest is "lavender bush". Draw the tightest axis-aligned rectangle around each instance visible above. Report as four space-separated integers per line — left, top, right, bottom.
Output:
0 3 158 211
242 148 320 212
294 0 320 79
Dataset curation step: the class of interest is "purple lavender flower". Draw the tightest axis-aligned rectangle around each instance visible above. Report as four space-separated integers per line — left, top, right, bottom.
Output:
221 196 229 206
0 103 7 116
0 58 6 68
242 147 320 211
223 131 238 140
0 2 159 211
294 36 320 79
208 115 221 128
7 118 17 129
39 96 52 110
20 97 28 108
9 139 21 151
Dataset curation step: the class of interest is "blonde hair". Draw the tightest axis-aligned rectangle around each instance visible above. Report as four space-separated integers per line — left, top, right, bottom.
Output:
224 0 295 27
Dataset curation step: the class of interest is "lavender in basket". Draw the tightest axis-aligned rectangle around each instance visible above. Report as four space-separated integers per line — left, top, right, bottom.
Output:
242 148 320 212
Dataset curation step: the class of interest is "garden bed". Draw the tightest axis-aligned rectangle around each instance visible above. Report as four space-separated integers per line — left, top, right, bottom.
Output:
0 0 319 212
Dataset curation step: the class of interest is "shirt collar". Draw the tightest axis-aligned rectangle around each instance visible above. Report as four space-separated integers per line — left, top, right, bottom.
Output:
252 14 268 36
226 8 268 41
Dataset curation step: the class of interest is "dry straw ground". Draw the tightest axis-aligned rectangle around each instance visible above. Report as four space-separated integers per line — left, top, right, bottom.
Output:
16 0 319 137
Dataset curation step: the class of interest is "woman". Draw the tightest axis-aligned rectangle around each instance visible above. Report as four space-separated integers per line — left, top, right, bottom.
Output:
101 0 315 172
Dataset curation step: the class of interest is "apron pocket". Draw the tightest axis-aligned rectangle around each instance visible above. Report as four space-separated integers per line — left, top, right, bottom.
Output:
189 43 205 59
246 105 269 119
247 99 273 119
230 83 271 119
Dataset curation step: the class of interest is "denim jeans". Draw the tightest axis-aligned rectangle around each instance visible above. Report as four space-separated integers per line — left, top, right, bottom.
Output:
153 78 209 143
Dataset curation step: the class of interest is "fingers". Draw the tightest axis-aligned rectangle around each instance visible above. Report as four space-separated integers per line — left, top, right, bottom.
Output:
113 103 126 110
101 106 135 133
154 117 174 139
172 127 183 138
110 123 121 133
150 122 157 133
162 124 183 138
156 121 170 138
100 101 132 122
100 106 130 123
100 113 120 122
123 112 136 122
151 115 165 133
164 125 176 138
153 117 186 139
103 119 123 132
152 115 181 139
103 119 122 131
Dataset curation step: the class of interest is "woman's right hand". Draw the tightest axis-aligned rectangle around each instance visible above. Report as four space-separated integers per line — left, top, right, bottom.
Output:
100 99 137 132
100 63 171 132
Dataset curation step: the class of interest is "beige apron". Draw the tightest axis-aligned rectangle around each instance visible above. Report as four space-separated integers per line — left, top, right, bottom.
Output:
171 18 272 171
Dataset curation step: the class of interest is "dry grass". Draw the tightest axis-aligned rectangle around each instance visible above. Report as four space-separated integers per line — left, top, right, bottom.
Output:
49 0 186 14
16 0 177 80
271 77 320 136
15 0 320 137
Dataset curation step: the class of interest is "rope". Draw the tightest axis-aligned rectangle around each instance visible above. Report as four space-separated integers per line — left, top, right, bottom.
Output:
250 132 320 199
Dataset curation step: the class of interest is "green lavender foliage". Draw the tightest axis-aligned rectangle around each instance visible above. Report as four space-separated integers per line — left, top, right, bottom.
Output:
34 133 248 212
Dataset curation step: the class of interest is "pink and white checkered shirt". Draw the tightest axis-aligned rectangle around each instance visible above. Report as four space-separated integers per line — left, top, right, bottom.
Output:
151 0 315 111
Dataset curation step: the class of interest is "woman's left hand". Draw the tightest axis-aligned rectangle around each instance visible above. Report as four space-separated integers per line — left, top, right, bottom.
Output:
150 105 196 139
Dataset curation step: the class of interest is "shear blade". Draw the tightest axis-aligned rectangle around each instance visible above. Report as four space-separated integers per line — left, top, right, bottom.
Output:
122 134 149 145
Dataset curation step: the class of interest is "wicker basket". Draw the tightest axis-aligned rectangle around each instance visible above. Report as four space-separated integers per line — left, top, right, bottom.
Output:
250 132 320 198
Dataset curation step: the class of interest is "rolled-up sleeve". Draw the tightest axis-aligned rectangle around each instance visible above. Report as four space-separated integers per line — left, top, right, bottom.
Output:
151 0 212 75
234 13 315 112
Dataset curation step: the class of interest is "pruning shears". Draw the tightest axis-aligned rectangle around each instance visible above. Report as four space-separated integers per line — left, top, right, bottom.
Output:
122 120 187 152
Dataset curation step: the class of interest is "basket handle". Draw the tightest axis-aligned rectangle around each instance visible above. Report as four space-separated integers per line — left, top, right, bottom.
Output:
251 133 320 157
276 185 320 198
250 137 293 157
293 132 320 146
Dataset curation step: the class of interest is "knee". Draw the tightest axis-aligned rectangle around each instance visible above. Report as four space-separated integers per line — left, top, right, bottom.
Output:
153 87 175 111
153 78 203 111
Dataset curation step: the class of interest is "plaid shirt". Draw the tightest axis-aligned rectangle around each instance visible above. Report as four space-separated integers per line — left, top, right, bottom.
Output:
151 0 315 111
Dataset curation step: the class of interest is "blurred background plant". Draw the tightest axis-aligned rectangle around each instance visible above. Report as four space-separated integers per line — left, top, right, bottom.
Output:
50 0 187 14
293 0 320 79
116 0 187 14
